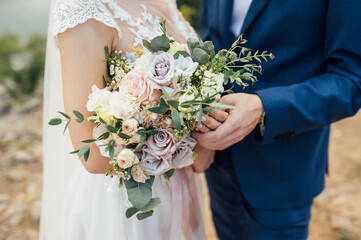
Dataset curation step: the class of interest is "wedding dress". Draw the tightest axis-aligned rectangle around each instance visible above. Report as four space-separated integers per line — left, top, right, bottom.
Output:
41 0 206 239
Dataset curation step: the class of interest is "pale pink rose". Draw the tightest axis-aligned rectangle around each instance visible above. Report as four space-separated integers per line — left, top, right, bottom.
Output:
116 149 139 169
119 70 152 103
147 51 175 92
131 164 148 183
122 119 139 135
93 124 122 158
171 137 197 169
149 89 162 103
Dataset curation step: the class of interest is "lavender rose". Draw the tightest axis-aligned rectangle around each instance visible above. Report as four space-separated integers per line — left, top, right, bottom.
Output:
134 128 178 175
172 137 197 169
135 143 171 175
147 51 175 91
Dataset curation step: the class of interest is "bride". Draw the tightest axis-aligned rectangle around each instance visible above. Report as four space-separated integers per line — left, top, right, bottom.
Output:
41 0 215 239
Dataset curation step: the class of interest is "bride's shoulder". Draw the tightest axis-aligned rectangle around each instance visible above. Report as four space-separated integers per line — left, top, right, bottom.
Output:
52 0 122 40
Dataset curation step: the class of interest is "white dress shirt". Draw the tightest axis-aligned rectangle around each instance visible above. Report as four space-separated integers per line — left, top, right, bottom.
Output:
231 0 253 36
230 0 266 135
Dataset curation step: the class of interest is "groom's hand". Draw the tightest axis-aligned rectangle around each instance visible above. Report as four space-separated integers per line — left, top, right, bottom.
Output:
192 93 264 150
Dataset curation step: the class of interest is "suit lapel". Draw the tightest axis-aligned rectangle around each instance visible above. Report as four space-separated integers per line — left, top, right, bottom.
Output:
241 0 270 34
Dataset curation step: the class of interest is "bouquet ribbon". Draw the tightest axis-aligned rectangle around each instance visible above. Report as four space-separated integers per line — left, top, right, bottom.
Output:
167 167 201 240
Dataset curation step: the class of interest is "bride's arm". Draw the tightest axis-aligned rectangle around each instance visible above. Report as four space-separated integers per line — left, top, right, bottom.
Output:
58 20 119 174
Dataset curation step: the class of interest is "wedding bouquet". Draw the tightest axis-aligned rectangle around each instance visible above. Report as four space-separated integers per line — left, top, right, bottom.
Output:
49 20 274 220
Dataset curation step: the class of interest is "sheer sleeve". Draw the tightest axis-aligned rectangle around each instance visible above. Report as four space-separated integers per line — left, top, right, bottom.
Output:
52 0 122 41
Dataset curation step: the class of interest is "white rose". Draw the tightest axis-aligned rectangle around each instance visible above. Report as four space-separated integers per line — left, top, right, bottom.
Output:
86 85 111 112
201 86 217 98
116 149 139 169
168 42 188 55
134 52 151 71
174 55 198 77
122 119 139 135
178 91 199 113
109 92 140 120
131 164 149 183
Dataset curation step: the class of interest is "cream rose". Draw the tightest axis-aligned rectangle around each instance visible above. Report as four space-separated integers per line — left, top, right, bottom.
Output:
109 92 140 120
122 119 139 135
86 85 111 112
131 164 149 183
116 149 139 169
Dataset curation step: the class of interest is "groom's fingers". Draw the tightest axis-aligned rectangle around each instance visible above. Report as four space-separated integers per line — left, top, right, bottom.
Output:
201 115 222 130
209 108 228 122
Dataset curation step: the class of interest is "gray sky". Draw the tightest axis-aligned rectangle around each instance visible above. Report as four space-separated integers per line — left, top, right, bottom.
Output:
0 0 51 41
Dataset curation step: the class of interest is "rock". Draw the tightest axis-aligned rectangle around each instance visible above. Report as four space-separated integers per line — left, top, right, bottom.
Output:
0 204 25 230
314 185 356 204
12 151 35 163
331 214 353 230
29 201 41 224
0 194 10 204
7 169 27 182
16 96 42 114
0 85 11 116
6 232 27 240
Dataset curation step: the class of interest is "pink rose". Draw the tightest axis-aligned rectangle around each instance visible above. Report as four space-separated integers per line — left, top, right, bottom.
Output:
119 70 152 103
147 51 175 91
171 137 197 169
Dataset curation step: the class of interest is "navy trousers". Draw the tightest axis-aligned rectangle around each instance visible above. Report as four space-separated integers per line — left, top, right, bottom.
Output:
205 149 312 240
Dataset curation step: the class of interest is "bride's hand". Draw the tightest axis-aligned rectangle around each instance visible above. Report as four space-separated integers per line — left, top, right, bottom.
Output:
192 144 216 173
195 108 228 133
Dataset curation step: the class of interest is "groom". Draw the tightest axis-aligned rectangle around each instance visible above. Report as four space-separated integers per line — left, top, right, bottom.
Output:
194 0 361 239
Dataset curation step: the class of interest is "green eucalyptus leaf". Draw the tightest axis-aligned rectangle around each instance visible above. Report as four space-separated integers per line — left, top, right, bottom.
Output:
160 97 167 107
48 118 62 126
187 38 201 53
136 210 154 220
84 148 90 162
124 178 139 189
150 36 170 52
109 143 115 160
73 110 84 120
126 207 139 218
164 169 175 179
106 125 118 133
167 100 179 108
202 41 215 54
148 106 168 115
127 184 152 209
58 111 70 119
69 149 79 154
78 145 90 158
171 109 182 131
81 139 97 143
99 117 107 124
118 132 131 139
139 197 161 213
192 48 209 65
146 129 159 136
174 51 190 59
63 121 70 134
142 40 152 51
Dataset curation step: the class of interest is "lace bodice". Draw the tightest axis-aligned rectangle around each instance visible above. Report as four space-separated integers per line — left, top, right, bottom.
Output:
52 0 197 50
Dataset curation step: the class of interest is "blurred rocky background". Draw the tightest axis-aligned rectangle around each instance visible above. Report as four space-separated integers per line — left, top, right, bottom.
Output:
0 0 360 239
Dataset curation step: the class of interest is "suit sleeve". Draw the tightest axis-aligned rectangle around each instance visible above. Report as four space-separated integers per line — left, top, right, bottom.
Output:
255 0 361 144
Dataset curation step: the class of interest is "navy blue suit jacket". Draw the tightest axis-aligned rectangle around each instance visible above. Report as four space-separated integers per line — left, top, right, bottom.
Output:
201 0 361 209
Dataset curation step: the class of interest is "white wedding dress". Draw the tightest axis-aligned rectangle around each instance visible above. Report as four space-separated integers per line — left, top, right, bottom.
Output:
41 0 206 239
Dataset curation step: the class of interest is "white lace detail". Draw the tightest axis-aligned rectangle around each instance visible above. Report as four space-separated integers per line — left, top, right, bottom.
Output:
169 3 198 39
52 0 122 40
